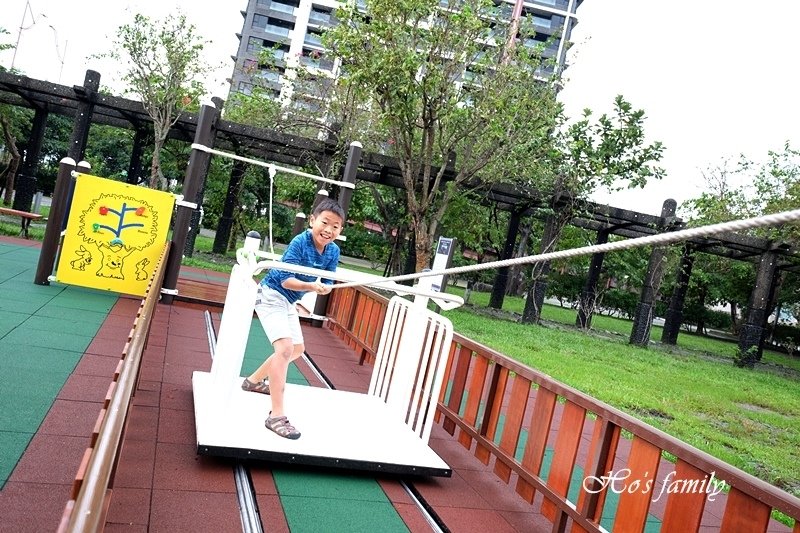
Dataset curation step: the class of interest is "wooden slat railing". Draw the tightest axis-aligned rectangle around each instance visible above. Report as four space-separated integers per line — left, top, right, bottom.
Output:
327 286 800 532
57 243 170 532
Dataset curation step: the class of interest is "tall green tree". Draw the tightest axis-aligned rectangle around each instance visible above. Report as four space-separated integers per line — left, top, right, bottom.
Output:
0 27 25 203
681 149 800 334
327 0 561 270
680 158 755 329
747 142 800 243
101 12 212 189
521 96 665 323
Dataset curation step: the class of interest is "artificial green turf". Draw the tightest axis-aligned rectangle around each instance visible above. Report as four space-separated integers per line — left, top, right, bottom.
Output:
49 289 118 313
0 296 55 314
2 328 95 353
279 496 408 533
0 344 83 375
0 248 117 488
0 371 67 432
238 318 408 531
33 305 109 323
274 470 409 533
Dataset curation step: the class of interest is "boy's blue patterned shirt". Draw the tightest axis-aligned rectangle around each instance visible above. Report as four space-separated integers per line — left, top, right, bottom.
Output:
260 229 340 303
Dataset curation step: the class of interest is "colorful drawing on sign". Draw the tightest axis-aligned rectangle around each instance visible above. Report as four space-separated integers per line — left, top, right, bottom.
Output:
56 173 175 296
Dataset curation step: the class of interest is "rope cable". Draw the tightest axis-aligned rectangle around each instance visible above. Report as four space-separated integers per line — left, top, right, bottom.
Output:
332 208 800 290
191 143 356 189
268 165 276 256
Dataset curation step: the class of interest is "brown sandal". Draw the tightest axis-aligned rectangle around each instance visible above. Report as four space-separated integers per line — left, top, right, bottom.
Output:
241 378 270 395
266 414 301 440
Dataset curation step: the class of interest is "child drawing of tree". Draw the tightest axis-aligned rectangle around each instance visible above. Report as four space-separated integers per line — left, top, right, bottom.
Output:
77 193 160 279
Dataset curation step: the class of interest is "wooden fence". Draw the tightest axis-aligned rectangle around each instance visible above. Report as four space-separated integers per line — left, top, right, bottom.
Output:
327 285 800 533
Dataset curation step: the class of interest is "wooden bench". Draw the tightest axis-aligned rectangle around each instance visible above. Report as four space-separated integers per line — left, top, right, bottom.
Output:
0 207 44 238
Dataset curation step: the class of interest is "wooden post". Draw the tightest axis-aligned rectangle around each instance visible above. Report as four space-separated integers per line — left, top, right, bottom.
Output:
489 207 522 310
291 212 307 237
629 199 677 347
12 106 48 212
161 103 220 304
34 157 76 285
67 70 100 161
661 244 695 344
213 158 247 254
312 142 360 320
737 250 778 367
62 70 100 230
576 227 611 329
335 140 361 219
125 127 148 185
185 97 223 258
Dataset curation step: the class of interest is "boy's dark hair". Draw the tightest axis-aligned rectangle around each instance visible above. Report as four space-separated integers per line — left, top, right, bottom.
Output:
313 198 346 222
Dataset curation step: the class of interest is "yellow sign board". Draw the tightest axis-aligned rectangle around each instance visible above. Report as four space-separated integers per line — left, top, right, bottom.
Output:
56 173 175 296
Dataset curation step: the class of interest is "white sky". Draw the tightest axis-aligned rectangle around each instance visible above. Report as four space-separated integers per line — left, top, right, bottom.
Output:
2 0 799 216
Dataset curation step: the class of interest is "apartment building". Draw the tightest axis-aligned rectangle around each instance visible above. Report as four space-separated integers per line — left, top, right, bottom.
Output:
228 0 584 106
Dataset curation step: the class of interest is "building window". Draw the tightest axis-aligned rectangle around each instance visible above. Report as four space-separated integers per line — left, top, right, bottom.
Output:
532 15 552 29
270 1 296 15
257 70 281 83
252 14 292 36
238 81 253 95
309 7 332 25
253 13 268 29
304 31 323 47
243 58 259 73
246 37 263 53
299 48 333 70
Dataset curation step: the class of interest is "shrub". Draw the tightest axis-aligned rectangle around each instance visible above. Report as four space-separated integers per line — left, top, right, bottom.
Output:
339 224 390 264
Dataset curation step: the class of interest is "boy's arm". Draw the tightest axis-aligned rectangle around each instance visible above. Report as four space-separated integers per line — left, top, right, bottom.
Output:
277 237 331 294
320 246 340 285
281 276 327 293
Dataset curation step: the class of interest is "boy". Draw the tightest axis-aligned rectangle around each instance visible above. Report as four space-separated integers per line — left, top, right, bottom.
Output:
241 198 345 439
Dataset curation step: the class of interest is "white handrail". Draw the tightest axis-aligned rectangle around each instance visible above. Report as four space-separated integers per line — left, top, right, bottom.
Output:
237 248 464 309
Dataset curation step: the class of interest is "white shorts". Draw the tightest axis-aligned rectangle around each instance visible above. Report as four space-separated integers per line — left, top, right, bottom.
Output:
254 287 304 345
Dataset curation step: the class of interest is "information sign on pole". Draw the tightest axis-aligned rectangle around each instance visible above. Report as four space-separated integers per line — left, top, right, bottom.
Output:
429 237 456 293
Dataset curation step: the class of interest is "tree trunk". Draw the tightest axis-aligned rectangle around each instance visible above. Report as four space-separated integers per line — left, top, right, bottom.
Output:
149 144 162 189
149 130 168 190
464 280 473 305
413 218 433 272
696 287 707 335
1 115 21 205
729 301 739 333
506 221 532 296
521 207 571 324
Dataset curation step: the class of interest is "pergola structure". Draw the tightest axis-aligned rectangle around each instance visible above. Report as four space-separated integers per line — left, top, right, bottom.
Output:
1 69 797 365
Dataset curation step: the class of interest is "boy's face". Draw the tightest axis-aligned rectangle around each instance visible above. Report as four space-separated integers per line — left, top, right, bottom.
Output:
309 209 343 251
